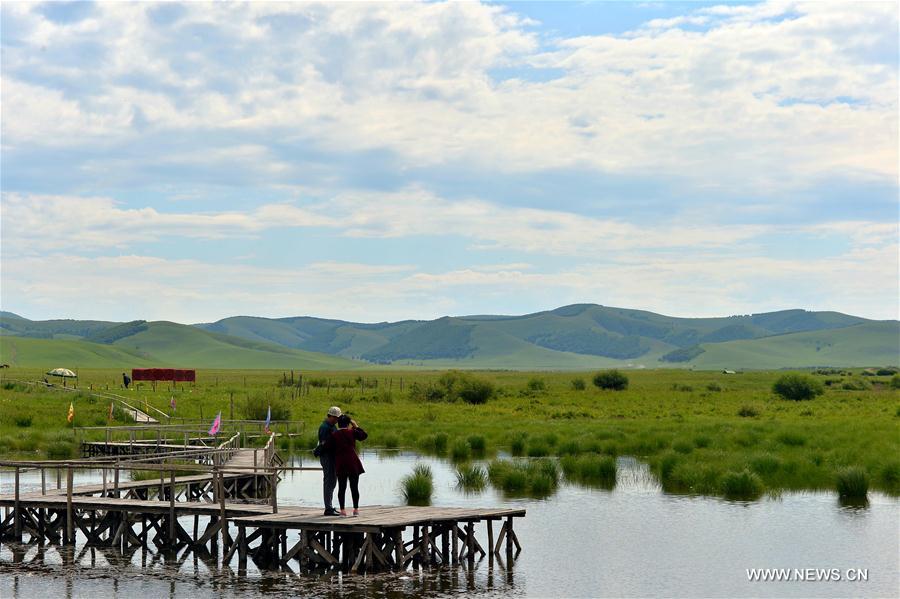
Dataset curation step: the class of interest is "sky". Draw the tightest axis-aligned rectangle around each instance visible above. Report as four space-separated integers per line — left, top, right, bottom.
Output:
1 1 897 324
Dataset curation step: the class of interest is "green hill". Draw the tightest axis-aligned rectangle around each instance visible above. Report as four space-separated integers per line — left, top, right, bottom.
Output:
2 306 895 370
0 320 358 370
688 321 900 370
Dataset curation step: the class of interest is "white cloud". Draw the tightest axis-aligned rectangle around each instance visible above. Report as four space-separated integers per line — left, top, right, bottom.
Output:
2 1 895 187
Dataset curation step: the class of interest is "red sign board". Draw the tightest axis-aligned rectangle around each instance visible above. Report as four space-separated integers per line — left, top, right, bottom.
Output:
132 368 196 382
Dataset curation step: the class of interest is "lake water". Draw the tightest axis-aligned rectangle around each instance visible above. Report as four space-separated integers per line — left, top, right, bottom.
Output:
1 451 897 598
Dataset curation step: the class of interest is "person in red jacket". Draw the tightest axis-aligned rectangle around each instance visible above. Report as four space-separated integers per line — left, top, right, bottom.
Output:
324 414 368 517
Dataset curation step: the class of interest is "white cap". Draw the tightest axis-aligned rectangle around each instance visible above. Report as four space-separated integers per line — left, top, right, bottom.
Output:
327 406 342 417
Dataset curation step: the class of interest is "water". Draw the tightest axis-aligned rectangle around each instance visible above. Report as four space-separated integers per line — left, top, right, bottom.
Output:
1 452 897 598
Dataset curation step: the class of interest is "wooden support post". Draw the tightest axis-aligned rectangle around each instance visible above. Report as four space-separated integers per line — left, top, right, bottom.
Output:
451 524 458 564
41 468 46 496
13 467 21 541
168 469 176 545
66 465 74 545
114 460 120 498
218 469 228 552
466 521 475 565
394 529 403 570
487 519 495 564
506 516 514 555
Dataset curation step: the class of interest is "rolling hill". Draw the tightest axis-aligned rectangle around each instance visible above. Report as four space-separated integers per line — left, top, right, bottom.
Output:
0 317 357 370
1 305 896 370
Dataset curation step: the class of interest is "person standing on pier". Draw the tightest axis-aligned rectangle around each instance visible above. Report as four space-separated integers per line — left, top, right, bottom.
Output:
316 406 342 516
325 414 368 517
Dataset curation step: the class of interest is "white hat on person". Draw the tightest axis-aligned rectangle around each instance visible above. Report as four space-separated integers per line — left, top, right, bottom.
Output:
327 406 342 417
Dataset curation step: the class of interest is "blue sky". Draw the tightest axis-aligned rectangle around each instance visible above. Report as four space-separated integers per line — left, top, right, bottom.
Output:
1 1 897 323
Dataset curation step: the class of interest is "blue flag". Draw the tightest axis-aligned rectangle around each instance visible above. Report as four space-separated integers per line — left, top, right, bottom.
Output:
264 405 271 434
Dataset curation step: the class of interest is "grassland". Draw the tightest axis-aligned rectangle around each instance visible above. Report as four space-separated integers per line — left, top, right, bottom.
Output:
0 367 897 499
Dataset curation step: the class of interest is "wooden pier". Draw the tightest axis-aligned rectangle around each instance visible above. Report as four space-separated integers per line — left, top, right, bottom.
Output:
0 429 525 575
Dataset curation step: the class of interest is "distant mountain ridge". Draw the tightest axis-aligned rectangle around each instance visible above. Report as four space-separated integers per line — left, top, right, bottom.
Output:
1 305 896 369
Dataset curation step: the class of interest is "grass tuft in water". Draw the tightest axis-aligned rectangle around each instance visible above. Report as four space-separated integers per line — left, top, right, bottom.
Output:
835 466 869 499
455 464 487 491
561 454 617 489
719 469 764 499
401 464 434 505
488 459 559 497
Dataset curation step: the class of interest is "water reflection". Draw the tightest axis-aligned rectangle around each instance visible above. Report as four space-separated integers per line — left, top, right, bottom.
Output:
1 451 898 598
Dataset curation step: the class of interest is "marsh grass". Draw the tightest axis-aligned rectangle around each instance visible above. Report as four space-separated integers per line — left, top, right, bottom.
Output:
835 466 869 499
1 366 897 496
561 454 617 489
450 438 471 462
455 464 487 491
488 459 559 497
401 464 434 505
466 434 486 454
720 469 764 499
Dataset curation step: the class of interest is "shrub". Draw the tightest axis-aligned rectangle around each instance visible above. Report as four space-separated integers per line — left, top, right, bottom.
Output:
835 466 869 499
14 415 33 428
720 469 764 499
671 384 693 392
423 370 495 404
772 374 824 401
455 464 487 491
458 378 495 404
737 405 760 418
526 377 546 393
401 464 433 505
891 374 900 389
382 433 400 449
418 432 449 454
570 378 586 391
593 369 629 391
840 378 870 391
706 382 723 392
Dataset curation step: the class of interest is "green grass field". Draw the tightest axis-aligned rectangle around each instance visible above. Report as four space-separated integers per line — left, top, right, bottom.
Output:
1 367 897 499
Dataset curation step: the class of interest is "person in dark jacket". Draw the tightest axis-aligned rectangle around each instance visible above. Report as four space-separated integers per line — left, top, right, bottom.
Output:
122 372 131 389
324 414 368 517
318 406 342 516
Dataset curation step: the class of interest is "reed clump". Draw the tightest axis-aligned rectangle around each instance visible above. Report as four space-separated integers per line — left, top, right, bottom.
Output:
455 463 487 491
835 466 869 499
401 464 434 505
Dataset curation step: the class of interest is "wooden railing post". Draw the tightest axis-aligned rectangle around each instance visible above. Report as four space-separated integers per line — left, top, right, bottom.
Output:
41 467 46 496
270 467 278 514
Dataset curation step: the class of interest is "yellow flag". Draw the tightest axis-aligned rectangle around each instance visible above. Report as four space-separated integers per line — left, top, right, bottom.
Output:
67 402 74 423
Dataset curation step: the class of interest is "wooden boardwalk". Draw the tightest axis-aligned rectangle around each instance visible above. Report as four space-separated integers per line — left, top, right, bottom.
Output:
0 431 525 574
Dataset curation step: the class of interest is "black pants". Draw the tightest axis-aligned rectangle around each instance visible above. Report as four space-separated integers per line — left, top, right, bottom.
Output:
337 472 360 510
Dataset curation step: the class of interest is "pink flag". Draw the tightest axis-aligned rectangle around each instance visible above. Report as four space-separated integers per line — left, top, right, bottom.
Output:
170 396 177 412
208 411 221 436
